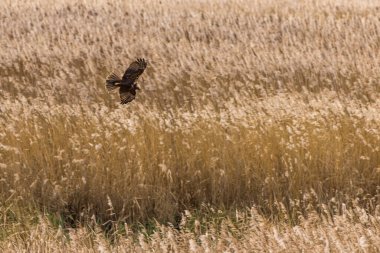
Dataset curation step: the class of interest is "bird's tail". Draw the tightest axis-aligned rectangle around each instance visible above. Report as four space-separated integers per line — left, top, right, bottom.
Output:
105 72 121 92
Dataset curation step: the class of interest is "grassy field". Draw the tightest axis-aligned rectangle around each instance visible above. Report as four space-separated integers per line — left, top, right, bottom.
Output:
1 0 380 251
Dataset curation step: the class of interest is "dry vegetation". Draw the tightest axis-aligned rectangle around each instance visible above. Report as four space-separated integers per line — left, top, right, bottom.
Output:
1 0 380 251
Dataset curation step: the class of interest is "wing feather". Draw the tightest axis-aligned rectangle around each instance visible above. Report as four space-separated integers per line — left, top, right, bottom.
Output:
122 58 147 84
119 86 136 104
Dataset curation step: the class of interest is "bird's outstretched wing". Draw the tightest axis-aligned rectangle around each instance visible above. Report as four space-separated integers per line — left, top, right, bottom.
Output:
121 58 147 85
119 86 137 104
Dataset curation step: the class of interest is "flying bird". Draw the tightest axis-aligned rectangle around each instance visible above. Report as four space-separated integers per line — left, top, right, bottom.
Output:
105 58 147 104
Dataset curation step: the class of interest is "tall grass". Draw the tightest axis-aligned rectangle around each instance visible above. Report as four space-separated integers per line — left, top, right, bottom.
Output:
1 97 380 225
2 207 380 252
0 0 380 251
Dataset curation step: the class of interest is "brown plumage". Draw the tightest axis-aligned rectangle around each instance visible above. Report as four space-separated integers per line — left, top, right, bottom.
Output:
105 58 147 104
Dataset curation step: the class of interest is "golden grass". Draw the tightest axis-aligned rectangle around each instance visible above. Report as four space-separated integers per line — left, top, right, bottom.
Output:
2 208 380 252
0 0 380 251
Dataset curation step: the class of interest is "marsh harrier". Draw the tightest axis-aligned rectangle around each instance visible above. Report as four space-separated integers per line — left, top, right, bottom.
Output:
105 58 147 104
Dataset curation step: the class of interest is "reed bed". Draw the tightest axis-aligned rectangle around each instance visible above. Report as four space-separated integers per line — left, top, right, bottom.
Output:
2 207 380 252
0 0 380 251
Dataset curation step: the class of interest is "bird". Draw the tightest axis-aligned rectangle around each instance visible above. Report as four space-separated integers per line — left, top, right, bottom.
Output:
105 58 147 104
